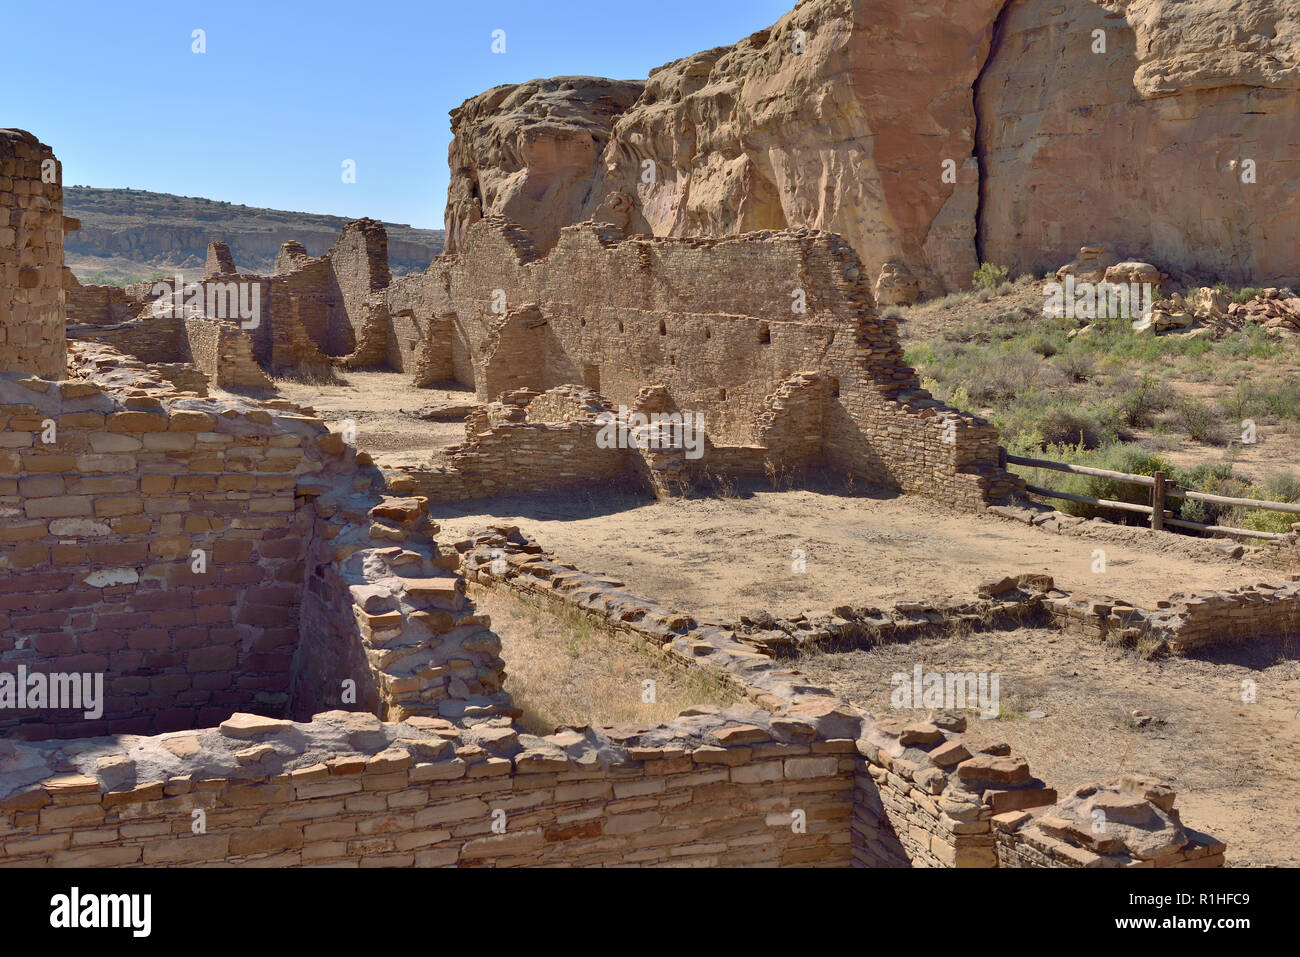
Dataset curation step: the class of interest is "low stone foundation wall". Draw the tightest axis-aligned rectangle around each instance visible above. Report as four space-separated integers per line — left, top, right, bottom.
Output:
1043 581 1300 653
0 708 856 868
450 527 1225 868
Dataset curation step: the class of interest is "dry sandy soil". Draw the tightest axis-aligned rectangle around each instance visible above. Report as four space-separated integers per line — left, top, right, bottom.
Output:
271 370 472 469
798 627 1300 868
430 482 1277 622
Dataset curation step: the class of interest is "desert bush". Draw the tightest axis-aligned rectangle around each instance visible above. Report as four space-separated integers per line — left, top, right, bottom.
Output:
1172 465 1299 533
1116 374 1175 428
1025 333 1063 358
1174 463 1242 527
1014 443 1174 521
1052 351 1096 383
1261 471 1300 503
973 262 1010 289
1036 404 1109 449
1168 397 1227 444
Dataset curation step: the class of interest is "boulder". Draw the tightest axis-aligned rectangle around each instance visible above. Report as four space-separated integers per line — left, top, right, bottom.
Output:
1056 244 1116 284
874 260 921 306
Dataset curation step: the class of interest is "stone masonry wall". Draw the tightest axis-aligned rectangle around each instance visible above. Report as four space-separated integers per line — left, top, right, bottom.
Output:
0 346 354 738
66 220 394 376
394 420 632 503
1043 579 1300 654
0 709 855 868
0 130 66 379
397 217 1019 507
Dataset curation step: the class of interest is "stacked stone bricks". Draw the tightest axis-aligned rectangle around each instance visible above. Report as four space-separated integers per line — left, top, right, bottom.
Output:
1 130 66 379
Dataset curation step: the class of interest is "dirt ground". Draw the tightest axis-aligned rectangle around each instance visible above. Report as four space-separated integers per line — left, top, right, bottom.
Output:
270 370 472 469
798 627 1300 867
430 481 1276 622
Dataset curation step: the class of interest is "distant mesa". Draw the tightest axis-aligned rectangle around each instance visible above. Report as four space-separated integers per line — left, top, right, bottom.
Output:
63 186 443 281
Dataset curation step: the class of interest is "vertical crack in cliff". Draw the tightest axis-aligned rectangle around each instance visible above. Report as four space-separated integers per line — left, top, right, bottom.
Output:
972 0 1017 268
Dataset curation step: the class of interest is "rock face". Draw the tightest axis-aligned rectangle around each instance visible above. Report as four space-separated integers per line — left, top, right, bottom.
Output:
978 0 1300 287
443 0 1300 294
446 0 1002 295
444 77 645 256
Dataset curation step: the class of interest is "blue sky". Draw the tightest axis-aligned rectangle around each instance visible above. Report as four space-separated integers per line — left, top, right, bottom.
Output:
1 0 793 230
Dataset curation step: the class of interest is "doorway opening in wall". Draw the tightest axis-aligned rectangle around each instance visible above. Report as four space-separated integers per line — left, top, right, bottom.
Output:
758 322 771 345
583 363 601 391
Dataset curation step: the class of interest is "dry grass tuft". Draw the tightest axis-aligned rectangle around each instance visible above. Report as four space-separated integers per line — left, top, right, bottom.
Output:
473 587 740 736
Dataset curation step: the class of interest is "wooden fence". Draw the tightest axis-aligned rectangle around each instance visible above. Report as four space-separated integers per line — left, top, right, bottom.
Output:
1004 453 1300 542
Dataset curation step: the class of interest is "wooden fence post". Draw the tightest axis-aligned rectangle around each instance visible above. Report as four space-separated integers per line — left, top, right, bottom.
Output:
1151 471 1166 531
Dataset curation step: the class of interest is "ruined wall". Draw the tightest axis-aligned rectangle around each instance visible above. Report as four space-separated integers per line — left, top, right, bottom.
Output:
403 218 1016 506
1042 580 1300 654
325 218 391 356
0 347 353 738
70 310 186 366
181 316 273 391
0 709 855 868
397 421 632 503
64 281 136 328
66 221 395 376
0 130 66 378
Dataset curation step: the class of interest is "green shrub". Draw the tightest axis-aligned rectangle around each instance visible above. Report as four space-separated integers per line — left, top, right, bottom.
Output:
1025 333 1062 358
1169 397 1227 444
1116 374 1174 428
1261 471 1300 503
1239 509 1296 534
1013 443 1174 521
1172 466 1300 533
1036 407 1099 448
1174 463 1242 526
1051 351 1096 383
973 262 1010 289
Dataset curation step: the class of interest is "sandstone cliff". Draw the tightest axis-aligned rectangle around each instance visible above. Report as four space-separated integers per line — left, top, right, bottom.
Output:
978 0 1300 285
443 0 1300 294
444 77 645 256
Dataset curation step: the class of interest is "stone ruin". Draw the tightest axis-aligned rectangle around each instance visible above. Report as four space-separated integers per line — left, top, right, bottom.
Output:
68 209 1025 509
0 128 1229 867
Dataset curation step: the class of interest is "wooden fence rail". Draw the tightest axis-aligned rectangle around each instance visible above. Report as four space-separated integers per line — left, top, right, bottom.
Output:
1005 453 1298 542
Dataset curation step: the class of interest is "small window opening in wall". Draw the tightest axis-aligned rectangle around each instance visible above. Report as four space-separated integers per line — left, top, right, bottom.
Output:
759 322 771 345
704 325 712 340
618 321 624 333
659 319 667 335
580 318 586 327
719 388 727 400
